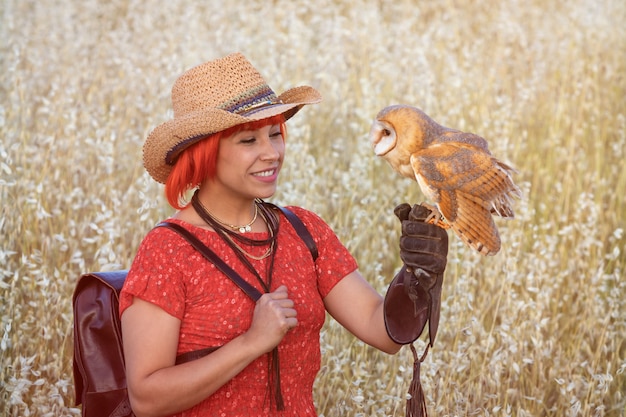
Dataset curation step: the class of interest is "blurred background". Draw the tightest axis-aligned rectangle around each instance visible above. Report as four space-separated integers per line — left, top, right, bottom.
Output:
1 0 624 415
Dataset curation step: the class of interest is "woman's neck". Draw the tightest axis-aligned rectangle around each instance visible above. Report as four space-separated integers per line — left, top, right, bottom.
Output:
178 188 267 233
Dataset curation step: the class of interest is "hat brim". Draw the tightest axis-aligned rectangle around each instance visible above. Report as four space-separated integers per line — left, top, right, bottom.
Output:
143 85 321 184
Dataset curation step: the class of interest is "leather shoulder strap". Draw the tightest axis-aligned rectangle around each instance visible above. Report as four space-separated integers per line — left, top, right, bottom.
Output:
156 222 263 301
273 205 319 261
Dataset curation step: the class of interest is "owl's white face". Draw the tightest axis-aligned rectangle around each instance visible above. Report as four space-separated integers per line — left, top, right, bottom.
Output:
370 119 397 156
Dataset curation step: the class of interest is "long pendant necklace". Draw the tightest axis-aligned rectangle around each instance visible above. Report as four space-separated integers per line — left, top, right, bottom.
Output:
190 191 284 410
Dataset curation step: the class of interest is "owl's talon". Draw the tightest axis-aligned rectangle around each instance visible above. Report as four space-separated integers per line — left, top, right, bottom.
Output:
419 203 451 229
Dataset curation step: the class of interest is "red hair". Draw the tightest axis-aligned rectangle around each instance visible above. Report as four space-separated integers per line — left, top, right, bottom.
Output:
165 115 287 209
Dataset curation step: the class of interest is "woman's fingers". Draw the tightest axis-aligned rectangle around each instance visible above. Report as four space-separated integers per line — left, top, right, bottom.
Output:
270 285 288 298
250 286 298 343
265 286 295 312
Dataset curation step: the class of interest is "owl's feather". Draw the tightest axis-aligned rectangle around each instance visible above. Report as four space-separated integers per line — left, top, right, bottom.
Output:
370 105 521 255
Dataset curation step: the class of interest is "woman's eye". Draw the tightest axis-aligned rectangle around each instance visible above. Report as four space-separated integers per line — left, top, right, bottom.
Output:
240 137 256 144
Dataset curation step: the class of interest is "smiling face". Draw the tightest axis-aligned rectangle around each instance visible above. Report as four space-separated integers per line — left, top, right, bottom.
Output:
209 123 285 202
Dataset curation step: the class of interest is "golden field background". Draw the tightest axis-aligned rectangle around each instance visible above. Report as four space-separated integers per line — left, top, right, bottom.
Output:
1 0 625 415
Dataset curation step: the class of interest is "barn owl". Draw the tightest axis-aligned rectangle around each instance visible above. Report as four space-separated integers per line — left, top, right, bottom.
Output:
370 105 521 255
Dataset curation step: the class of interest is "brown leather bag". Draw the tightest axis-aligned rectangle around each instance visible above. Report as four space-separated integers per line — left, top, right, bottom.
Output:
73 270 135 417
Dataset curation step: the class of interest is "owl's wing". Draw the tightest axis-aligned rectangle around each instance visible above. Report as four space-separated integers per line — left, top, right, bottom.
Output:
410 142 519 255
436 129 491 152
410 141 518 217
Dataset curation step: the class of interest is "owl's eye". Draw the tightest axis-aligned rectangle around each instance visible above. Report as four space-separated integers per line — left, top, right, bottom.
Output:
382 129 391 136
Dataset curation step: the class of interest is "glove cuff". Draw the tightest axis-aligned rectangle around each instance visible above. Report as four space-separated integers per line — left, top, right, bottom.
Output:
384 266 429 344
384 265 444 345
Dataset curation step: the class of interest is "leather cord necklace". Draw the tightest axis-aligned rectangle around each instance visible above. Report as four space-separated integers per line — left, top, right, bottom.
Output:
190 190 285 410
191 191 278 292
194 197 274 260
222 228 274 260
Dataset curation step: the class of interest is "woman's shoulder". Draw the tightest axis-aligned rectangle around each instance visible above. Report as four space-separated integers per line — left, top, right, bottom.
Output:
278 205 320 221
129 218 217 282
276 205 344 247
138 218 216 251
278 205 329 230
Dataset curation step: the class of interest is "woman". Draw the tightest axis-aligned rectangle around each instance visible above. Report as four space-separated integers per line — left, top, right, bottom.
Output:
120 52 448 417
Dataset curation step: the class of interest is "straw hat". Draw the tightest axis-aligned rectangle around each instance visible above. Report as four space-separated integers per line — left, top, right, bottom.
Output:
143 52 322 183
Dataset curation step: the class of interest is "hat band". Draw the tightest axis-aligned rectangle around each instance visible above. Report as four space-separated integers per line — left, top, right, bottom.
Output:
240 99 285 116
223 84 281 116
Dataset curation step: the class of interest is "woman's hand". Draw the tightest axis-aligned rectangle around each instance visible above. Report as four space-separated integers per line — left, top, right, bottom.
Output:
245 285 297 353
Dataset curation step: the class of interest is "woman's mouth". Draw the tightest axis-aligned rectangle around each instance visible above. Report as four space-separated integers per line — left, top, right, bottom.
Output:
254 169 275 177
252 168 279 182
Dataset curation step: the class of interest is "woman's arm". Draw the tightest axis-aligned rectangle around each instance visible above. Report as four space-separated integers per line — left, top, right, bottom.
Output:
323 270 401 354
121 285 297 417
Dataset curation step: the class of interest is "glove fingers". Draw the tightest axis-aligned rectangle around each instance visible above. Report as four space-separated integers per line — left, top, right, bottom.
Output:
394 203 412 222
408 204 435 222
400 252 447 277
402 220 449 242
400 234 448 256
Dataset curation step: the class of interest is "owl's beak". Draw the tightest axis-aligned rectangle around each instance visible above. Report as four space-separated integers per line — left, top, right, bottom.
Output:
370 120 396 156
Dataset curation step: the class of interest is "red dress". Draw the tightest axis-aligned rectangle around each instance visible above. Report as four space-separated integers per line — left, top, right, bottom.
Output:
119 206 358 416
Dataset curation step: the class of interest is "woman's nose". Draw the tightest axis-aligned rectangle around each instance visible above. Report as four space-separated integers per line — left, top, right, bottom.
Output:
259 136 282 160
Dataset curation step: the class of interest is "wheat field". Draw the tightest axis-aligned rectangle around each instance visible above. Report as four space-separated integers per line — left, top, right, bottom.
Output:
1 0 625 416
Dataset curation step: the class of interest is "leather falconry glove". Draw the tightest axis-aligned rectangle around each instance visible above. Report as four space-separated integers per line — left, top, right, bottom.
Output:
384 203 449 347
384 203 449 417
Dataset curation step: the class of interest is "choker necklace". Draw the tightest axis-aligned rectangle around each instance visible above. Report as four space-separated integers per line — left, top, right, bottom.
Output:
222 223 275 260
201 201 259 233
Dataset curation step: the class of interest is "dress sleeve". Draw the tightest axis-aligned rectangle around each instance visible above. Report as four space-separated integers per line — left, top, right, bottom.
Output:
286 207 358 298
119 226 189 320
